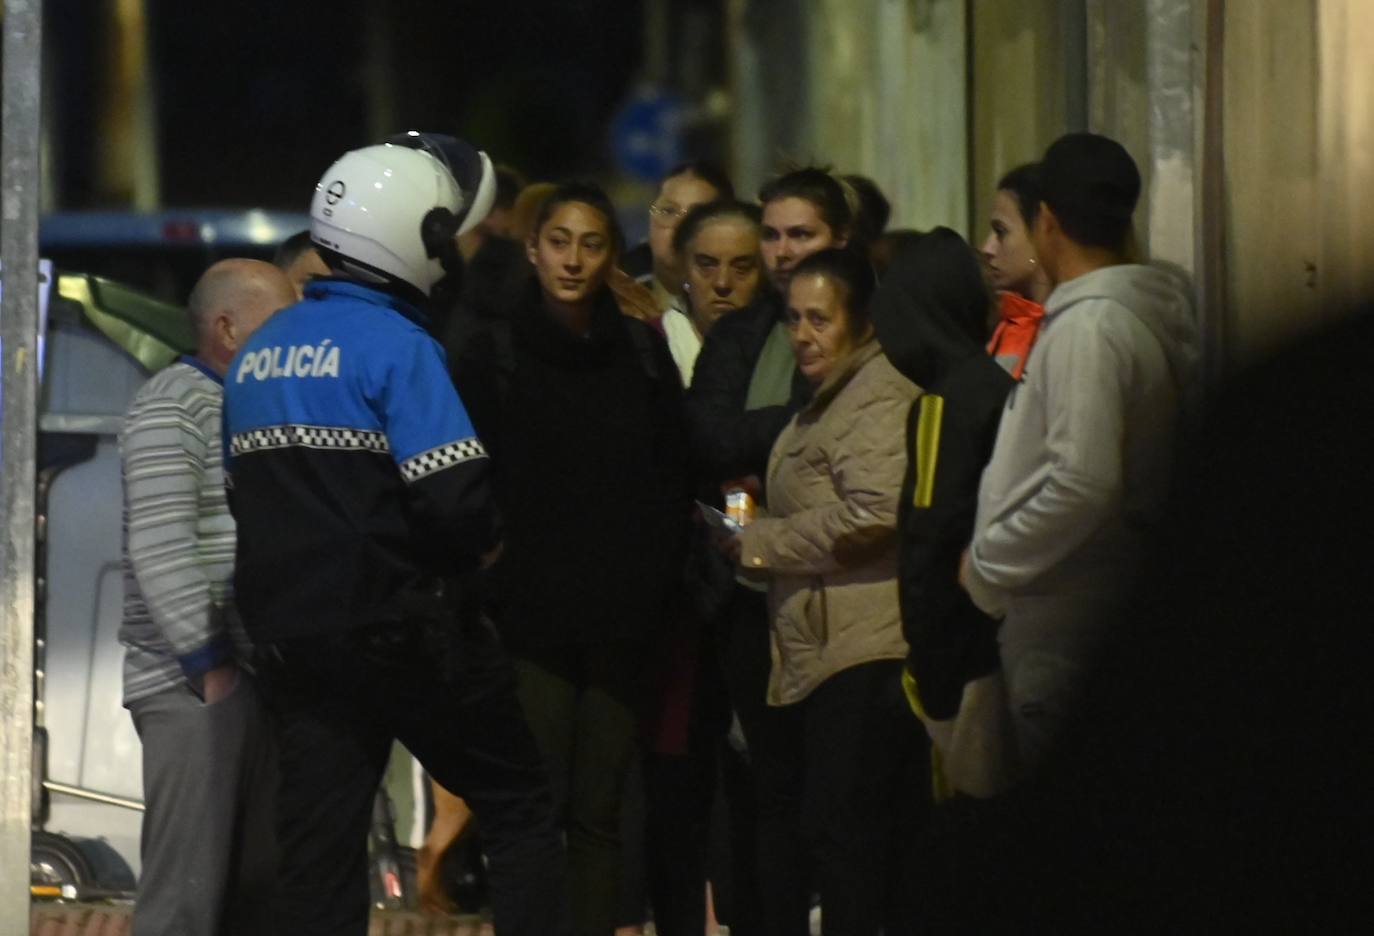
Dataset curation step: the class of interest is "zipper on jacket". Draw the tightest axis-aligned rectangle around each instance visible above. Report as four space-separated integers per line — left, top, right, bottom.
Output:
813 576 829 651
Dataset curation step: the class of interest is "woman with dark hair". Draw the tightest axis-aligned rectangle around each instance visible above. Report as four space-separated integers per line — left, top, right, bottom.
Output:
645 163 735 300
980 163 1049 380
724 247 923 936
981 164 1050 304
465 182 691 936
621 160 735 310
757 168 854 297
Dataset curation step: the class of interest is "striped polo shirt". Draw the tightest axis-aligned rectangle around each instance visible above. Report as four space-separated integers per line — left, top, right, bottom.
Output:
119 358 251 706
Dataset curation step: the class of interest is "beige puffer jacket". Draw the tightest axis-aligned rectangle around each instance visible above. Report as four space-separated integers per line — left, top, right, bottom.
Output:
737 342 921 705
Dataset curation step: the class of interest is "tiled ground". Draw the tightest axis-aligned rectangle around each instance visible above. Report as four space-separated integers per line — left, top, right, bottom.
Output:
29 903 768 934
29 903 490 936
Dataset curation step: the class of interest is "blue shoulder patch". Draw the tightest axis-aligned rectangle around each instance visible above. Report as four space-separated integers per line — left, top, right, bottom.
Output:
223 281 484 480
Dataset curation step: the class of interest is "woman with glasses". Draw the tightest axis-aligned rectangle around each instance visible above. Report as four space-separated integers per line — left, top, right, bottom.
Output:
626 162 735 317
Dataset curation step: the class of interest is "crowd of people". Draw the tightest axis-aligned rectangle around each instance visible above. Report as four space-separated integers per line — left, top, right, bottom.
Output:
118 129 1207 936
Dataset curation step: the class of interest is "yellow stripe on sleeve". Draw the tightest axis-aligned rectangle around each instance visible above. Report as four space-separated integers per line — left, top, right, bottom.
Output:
912 394 944 509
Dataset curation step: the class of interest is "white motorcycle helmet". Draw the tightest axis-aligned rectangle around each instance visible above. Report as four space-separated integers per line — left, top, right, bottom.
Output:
309 137 497 297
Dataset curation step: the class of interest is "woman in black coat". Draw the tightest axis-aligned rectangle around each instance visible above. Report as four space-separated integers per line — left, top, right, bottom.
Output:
462 182 691 936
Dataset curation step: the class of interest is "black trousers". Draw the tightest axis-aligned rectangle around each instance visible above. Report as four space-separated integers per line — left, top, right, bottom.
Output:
258 617 568 936
511 643 647 936
711 585 775 935
641 746 716 936
623 581 766 936
751 659 927 936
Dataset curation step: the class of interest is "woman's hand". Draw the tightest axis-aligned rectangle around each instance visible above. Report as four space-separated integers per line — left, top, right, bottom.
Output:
724 533 743 563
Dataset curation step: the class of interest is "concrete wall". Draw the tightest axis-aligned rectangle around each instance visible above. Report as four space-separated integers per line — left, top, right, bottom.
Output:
969 0 1085 241
1315 0 1374 317
1220 0 1374 362
729 0 968 233
1221 0 1321 361
727 0 1374 370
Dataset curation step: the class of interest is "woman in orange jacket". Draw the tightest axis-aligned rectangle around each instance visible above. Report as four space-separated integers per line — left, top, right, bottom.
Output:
980 163 1049 380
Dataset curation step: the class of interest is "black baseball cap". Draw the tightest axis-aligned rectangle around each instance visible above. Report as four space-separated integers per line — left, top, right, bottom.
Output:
1039 133 1140 250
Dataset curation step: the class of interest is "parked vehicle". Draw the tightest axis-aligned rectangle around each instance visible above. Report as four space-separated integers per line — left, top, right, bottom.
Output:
39 209 310 301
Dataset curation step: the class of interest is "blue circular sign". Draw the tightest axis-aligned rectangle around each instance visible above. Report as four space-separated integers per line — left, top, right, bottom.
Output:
611 90 687 181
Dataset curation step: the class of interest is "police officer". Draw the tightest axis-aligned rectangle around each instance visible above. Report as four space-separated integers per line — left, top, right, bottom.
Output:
222 138 568 936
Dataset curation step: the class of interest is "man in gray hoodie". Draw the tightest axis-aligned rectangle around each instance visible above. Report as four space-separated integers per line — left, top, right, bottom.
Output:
960 133 1198 777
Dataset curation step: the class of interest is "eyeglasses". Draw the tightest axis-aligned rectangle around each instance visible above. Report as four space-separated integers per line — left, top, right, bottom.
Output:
648 202 689 225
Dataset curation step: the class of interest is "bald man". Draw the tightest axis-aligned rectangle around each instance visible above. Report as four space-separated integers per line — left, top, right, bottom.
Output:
119 259 295 936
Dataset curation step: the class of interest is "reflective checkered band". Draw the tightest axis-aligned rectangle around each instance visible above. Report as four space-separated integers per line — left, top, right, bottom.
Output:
398 437 488 483
231 424 390 456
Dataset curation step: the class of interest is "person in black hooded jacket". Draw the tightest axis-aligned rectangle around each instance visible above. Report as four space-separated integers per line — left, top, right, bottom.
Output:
870 227 1014 729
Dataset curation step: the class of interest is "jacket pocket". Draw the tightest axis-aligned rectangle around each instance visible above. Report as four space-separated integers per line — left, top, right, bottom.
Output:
803 577 829 649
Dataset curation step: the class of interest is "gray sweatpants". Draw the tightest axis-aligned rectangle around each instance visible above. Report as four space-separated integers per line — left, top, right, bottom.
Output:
999 592 1121 777
129 675 276 936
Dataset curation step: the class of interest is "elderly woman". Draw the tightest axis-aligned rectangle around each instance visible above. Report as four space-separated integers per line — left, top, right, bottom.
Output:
661 199 764 385
727 247 923 936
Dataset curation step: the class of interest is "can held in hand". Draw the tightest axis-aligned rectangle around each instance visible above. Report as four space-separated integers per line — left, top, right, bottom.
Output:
724 487 756 527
